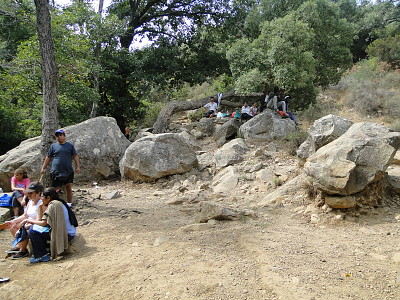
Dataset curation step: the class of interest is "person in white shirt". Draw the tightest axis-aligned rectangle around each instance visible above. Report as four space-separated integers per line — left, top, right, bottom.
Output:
241 102 252 120
203 96 218 118
249 103 258 117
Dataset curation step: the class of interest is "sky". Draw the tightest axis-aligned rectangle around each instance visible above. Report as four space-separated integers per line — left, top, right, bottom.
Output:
54 0 152 49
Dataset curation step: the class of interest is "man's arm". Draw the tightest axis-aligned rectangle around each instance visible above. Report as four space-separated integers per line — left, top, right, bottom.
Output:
73 154 81 174
41 156 52 173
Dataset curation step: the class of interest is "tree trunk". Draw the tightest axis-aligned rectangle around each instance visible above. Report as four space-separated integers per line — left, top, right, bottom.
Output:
34 0 58 186
89 0 104 119
152 90 264 134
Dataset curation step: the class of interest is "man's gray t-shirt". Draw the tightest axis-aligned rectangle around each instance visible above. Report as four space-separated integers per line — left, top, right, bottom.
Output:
48 142 77 176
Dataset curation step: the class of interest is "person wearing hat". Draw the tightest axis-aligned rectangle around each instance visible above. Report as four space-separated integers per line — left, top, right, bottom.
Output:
40 129 81 205
4 181 44 259
23 187 77 263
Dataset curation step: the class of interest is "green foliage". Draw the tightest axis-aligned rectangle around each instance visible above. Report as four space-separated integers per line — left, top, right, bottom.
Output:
295 0 354 87
0 106 25 154
235 68 265 93
227 0 353 110
0 0 35 61
188 109 205 122
140 101 165 128
367 34 400 68
349 0 400 61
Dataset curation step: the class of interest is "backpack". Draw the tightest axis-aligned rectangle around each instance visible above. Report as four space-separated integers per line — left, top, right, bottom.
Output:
58 199 78 227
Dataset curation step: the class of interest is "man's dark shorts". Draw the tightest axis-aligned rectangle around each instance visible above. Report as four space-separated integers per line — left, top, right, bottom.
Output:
11 190 24 207
51 173 74 188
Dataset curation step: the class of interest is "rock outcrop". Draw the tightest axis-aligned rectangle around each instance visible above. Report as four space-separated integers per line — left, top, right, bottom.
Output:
120 133 198 182
239 110 296 141
0 117 130 190
297 114 353 160
214 138 249 169
214 118 241 147
304 122 400 195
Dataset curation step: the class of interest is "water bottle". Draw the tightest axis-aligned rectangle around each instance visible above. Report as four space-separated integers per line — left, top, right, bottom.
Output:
0 188 3 196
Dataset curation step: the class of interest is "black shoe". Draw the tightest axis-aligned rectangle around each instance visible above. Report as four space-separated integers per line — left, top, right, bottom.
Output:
6 247 20 254
12 251 29 260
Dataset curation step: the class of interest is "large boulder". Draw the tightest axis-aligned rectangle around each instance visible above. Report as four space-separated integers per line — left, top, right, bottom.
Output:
304 122 400 195
0 117 130 190
197 118 215 137
178 131 201 151
120 133 198 182
214 118 241 147
297 114 353 160
214 138 249 169
238 110 296 141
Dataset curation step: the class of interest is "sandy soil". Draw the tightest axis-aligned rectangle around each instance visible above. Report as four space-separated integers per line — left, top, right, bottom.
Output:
1 178 400 300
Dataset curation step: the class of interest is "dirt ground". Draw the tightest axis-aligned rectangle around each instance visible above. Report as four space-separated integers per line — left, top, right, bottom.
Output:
1 178 400 300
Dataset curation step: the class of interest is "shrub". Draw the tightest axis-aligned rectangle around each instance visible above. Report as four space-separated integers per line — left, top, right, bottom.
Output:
141 102 165 128
280 129 308 156
188 109 205 122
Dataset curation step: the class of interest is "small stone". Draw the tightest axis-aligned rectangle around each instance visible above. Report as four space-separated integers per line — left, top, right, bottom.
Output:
105 190 120 200
310 214 320 224
154 236 170 246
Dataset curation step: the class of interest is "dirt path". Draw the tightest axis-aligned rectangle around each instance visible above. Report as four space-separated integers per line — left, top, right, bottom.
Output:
1 180 400 300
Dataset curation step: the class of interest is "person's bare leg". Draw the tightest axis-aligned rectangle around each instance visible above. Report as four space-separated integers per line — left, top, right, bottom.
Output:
10 227 18 237
18 240 28 252
13 207 19 217
65 183 73 203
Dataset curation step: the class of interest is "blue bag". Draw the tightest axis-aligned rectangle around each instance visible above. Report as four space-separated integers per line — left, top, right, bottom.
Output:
0 194 12 207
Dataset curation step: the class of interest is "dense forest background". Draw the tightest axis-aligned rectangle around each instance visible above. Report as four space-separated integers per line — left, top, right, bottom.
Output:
0 0 399 155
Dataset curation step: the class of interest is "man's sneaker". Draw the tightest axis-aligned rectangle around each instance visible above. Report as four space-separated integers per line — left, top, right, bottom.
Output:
11 251 29 260
29 254 51 264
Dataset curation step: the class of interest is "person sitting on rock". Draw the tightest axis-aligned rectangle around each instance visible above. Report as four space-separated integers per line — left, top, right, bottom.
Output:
203 96 218 118
232 107 241 119
266 88 288 117
241 102 252 121
10 168 30 217
249 103 258 117
5 181 43 259
283 95 300 126
22 187 77 263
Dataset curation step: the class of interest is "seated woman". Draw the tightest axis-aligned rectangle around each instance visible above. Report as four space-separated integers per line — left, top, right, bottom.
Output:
5 181 43 259
10 168 31 217
23 187 77 263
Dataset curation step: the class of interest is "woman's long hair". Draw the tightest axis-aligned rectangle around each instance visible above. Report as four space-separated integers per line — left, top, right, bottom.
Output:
43 187 60 200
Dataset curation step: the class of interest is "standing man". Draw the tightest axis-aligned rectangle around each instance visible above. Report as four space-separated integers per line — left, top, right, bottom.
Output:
41 129 80 205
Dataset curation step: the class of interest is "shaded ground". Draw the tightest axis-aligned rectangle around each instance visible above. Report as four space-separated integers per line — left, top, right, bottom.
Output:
1 179 400 300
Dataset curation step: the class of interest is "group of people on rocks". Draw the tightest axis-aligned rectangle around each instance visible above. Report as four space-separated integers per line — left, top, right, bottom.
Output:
3 129 80 264
203 97 259 121
202 88 299 126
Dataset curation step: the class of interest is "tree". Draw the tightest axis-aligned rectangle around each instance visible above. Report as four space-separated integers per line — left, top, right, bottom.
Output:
349 0 400 61
0 0 35 62
108 0 233 49
295 0 354 87
227 0 353 109
34 0 58 180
